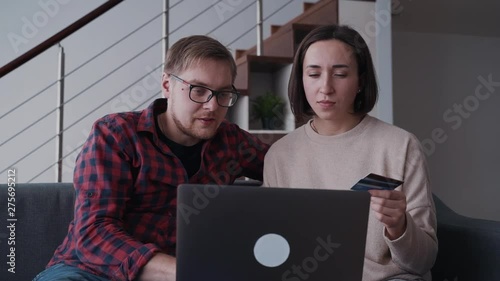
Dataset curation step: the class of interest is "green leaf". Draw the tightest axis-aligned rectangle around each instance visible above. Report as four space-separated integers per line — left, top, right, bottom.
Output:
250 91 285 120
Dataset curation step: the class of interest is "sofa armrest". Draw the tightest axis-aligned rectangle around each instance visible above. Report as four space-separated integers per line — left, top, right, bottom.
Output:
0 183 75 281
431 194 500 281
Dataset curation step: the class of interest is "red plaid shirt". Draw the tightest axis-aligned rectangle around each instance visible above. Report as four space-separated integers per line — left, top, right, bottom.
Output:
47 99 269 280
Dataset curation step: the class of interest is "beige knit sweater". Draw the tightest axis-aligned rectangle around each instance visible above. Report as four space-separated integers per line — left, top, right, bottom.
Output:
263 115 438 281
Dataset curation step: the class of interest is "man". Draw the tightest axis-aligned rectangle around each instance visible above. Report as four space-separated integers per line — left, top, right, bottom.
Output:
34 35 269 281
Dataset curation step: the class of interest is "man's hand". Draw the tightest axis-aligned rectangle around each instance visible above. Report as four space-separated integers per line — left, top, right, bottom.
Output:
367 189 407 240
139 253 176 281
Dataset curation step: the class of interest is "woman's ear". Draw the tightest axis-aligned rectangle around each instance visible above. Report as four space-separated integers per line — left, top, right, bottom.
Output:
161 73 170 99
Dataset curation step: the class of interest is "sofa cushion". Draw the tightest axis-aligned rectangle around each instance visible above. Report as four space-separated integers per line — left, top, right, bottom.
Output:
0 183 75 281
431 194 500 281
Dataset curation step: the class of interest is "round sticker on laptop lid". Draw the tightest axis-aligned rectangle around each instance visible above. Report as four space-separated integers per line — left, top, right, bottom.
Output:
253 233 290 267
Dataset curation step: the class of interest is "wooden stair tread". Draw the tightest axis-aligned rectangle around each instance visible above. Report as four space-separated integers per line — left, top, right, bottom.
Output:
271 25 281 35
303 2 315 12
236 23 322 64
236 53 293 67
235 49 246 60
246 55 293 72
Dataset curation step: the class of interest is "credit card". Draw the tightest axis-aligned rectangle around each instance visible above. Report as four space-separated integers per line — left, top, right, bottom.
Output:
351 173 403 191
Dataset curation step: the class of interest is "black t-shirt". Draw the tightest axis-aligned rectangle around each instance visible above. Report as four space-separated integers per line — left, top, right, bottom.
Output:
155 118 204 178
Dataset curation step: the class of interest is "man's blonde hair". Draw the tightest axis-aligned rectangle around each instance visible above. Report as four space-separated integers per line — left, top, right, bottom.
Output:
164 35 237 83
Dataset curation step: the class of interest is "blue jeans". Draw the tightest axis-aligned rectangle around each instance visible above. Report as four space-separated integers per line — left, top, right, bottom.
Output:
33 263 110 281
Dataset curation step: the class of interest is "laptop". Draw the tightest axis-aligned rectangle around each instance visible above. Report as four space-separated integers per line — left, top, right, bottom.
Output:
176 184 370 281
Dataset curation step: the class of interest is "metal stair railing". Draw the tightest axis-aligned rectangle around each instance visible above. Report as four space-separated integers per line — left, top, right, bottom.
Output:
0 0 124 79
0 0 228 149
25 64 164 183
0 0 311 183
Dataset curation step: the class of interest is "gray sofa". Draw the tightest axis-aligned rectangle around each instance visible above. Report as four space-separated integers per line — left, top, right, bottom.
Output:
0 183 74 281
1 183 499 281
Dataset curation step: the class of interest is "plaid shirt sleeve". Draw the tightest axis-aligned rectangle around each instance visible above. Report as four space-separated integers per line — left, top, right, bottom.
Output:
204 122 269 183
72 118 161 280
234 126 269 181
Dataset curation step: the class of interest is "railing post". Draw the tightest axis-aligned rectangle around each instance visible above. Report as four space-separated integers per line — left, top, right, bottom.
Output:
56 44 65 182
162 0 169 67
256 0 263 56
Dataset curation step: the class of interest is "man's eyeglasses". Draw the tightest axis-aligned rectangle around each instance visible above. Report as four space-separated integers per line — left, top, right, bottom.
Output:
169 74 239 107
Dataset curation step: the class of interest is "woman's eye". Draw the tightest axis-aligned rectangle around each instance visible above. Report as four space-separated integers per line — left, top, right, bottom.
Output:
334 73 347 77
308 73 320 77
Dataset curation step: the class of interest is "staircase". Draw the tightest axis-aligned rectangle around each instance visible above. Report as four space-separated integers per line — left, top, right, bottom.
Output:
230 0 338 144
235 0 337 61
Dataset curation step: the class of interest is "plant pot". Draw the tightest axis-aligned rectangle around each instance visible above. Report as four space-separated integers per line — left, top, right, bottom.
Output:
261 117 272 130
261 117 283 130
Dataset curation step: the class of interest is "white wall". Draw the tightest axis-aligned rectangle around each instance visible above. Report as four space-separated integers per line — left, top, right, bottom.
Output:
392 2 500 221
339 0 393 124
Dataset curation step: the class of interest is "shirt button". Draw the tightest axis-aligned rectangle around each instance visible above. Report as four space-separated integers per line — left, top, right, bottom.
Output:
87 192 94 197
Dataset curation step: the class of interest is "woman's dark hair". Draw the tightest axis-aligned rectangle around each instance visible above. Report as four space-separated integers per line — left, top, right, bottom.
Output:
288 25 378 122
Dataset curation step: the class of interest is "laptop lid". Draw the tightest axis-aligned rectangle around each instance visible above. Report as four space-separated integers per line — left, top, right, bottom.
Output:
176 184 370 281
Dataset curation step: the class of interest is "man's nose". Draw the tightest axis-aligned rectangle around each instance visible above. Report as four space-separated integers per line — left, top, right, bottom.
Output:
203 94 219 111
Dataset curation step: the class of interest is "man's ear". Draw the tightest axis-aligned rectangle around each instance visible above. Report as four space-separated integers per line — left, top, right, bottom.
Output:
161 73 170 99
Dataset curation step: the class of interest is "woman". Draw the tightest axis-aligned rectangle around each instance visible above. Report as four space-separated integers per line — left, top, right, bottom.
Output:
263 25 437 281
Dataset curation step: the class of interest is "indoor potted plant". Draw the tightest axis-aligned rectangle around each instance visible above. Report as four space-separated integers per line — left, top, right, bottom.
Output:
250 91 285 130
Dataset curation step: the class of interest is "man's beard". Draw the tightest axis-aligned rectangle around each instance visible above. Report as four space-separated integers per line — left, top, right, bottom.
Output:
172 112 217 141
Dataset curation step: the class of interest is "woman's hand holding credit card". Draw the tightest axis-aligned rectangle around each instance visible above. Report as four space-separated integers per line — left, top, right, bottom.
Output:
351 174 407 240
